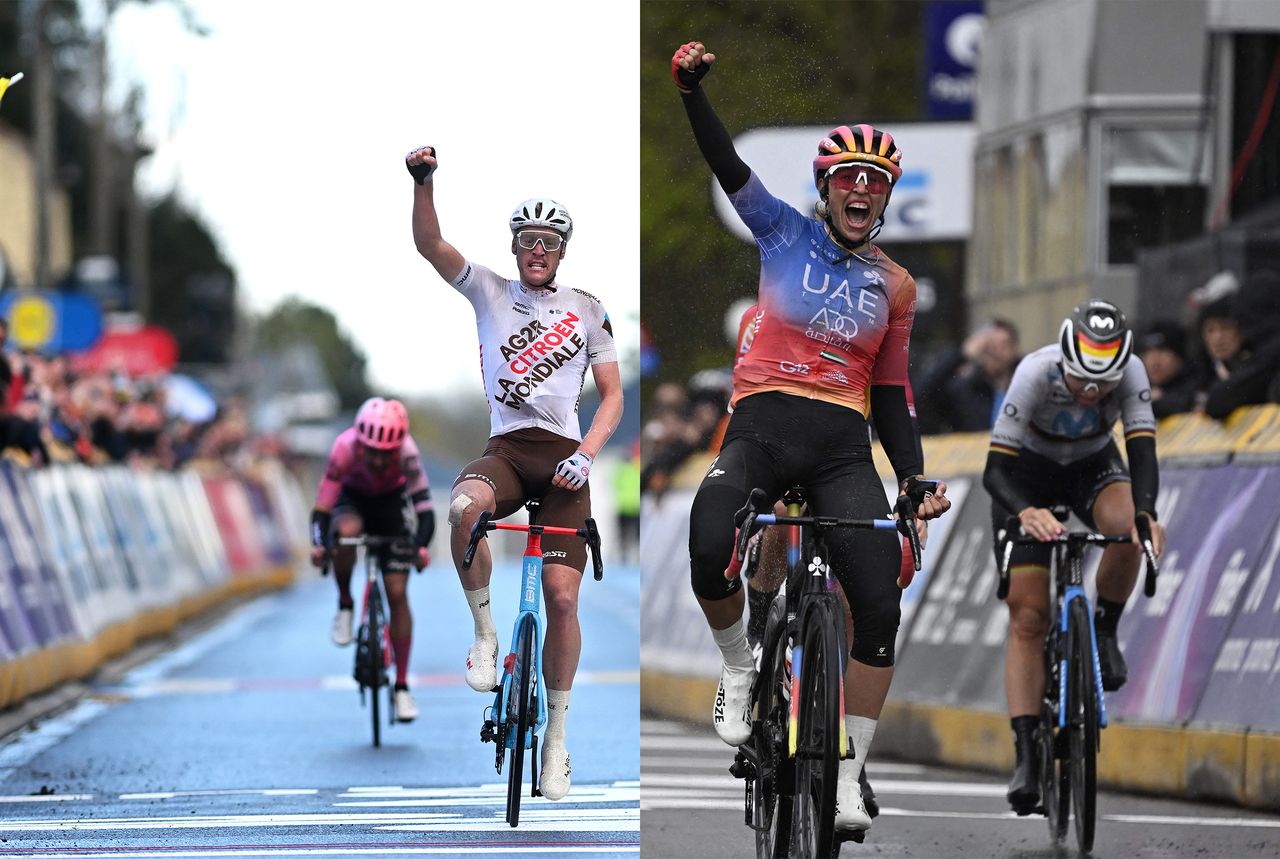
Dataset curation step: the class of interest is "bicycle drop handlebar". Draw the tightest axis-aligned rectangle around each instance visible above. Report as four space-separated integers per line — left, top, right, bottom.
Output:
463 511 605 581
994 509 1159 601
725 484 937 588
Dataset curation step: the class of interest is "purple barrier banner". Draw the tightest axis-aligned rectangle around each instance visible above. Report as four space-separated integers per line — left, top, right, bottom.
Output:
243 478 290 565
893 478 1006 709
2 466 77 641
1109 465 1268 723
1191 465 1280 729
0 464 53 651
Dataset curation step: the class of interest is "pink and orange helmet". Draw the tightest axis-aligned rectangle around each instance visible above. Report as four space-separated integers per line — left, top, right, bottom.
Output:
355 397 409 451
812 124 903 193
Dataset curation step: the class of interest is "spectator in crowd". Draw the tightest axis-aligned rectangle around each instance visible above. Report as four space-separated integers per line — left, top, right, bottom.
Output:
641 370 731 495
613 439 641 564
1200 269 1280 420
917 318 1021 434
1136 320 1199 419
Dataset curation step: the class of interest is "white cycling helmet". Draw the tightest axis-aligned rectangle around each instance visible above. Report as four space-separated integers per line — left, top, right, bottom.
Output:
1059 299 1133 382
509 198 573 242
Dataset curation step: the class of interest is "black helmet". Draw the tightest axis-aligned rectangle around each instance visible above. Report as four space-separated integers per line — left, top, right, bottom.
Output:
1058 300 1132 382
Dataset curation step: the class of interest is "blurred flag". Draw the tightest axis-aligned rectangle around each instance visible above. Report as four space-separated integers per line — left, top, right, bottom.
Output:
640 321 660 378
0 72 23 109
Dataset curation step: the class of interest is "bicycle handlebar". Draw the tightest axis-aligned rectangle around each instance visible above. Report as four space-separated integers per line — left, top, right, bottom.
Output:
994 514 1159 600
462 511 605 581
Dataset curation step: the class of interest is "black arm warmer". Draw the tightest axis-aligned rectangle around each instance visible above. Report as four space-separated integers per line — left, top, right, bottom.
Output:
310 509 331 547
983 449 1033 516
869 385 923 483
414 508 436 548
680 87 751 195
1125 434 1159 517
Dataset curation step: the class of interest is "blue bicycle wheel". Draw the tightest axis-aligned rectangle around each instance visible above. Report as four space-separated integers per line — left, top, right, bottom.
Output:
1068 598 1098 852
506 614 536 827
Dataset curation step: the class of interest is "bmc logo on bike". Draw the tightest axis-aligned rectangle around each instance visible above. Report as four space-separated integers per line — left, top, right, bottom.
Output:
524 569 539 605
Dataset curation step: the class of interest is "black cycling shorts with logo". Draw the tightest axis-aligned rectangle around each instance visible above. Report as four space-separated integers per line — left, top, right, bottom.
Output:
331 487 417 573
989 439 1130 569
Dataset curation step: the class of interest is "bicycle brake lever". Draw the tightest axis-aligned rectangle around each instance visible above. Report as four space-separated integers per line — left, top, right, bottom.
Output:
1135 516 1159 597
463 511 492 571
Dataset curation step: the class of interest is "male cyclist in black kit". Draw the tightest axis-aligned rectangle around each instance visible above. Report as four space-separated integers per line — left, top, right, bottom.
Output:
672 41 951 836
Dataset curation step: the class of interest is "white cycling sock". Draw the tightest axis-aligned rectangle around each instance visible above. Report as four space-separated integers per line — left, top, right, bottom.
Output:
545 688 570 747
845 715 878 780
465 587 496 637
712 618 755 673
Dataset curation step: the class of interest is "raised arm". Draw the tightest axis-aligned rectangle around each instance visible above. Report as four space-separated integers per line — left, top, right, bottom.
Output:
406 146 466 283
672 42 750 195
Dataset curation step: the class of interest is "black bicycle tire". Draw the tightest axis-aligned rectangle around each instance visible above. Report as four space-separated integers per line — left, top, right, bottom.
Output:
791 599 840 859
1069 598 1098 852
753 595 791 859
369 599 382 749
1041 634 1069 842
506 614 535 827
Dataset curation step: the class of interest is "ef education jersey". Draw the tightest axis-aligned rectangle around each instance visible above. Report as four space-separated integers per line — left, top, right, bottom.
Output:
450 261 617 440
727 172 916 417
989 345 1157 465
315 427 431 510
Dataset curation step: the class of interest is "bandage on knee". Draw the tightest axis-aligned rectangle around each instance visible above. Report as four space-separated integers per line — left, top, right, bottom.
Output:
448 493 475 527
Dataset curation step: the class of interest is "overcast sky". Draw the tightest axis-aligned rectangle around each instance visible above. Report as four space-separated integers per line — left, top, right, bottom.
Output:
105 0 639 398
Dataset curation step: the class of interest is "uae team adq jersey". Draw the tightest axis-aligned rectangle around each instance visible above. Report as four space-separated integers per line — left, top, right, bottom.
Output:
450 261 617 440
728 172 917 417
989 345 1156 465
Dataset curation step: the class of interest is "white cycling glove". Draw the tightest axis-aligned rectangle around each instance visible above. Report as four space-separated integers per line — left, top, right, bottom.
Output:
554 450 593 491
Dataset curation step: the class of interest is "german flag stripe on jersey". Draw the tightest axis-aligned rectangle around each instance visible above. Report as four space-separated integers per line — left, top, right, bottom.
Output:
1125 428 1156 441
990 441 1021 456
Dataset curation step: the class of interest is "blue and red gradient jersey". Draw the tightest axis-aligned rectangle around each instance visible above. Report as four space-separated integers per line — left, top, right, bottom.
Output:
727 172 917 418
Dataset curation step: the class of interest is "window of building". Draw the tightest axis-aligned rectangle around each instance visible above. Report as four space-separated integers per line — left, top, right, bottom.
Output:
1104 126 1207 265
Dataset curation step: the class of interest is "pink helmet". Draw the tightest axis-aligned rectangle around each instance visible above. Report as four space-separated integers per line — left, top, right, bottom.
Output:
355 397 409 450
812 124 903 192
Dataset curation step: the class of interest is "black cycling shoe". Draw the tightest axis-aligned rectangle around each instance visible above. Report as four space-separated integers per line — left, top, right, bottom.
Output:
1097 631 1128 691
1007 732 1043 816
859 767 879 819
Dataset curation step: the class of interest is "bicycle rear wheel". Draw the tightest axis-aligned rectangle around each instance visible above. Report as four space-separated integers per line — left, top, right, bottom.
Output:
506 614 536 827
753 597 792 859
791 599 840 859
1068 599 1099 852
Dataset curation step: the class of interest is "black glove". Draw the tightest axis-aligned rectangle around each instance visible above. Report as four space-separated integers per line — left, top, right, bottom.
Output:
671 41 712 93
406 146 437 185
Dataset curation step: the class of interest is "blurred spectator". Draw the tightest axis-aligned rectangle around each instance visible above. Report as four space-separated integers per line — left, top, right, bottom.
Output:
1200 269 1280 420
613 440 641 564
917 318 1021 434
640 370 732 495
1136 320 1199 419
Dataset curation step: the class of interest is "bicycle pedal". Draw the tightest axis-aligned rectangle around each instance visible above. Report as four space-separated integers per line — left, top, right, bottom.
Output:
835 829 866 845
728 751 757 781
480 719 497 744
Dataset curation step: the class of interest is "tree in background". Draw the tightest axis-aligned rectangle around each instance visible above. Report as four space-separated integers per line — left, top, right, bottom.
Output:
641 1 921 388
253 297 371 411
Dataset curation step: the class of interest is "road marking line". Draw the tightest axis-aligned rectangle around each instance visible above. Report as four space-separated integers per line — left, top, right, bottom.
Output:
641 775 1007 797
640 755 926 775
0 794 95 803
1103 813 1280 829
0 848 640 858
120 789 320 800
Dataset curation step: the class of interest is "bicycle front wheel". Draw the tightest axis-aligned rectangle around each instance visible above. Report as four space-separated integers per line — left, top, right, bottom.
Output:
791 599 841 859
1068 598 1099 852
368 607 383 749
754 596 792 859
506 614 536 827
1041 629 1069 843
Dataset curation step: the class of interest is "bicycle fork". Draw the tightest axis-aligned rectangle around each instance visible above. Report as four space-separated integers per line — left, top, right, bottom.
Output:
1057 587 1109 730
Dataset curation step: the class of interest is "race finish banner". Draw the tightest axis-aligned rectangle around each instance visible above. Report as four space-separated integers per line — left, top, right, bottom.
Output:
1108 465 1267 724
1191 465 1280 730
894 479 1005 710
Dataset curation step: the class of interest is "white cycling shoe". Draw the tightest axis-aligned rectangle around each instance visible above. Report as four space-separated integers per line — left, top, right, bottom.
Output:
465 634 499 692
331 608 353 647
394 688 419 722
713 663 756 746
834 761 872 833
540 743 572 800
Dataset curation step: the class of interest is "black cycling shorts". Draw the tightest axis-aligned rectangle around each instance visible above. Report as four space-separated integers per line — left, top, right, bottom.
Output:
332 487 416 573
989 439 1130 569
688 392 902 667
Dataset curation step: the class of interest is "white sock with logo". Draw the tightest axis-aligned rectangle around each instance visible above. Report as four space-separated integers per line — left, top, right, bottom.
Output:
845 715 878 781
712 618 755 673
465 587 496 637
546 688 570 748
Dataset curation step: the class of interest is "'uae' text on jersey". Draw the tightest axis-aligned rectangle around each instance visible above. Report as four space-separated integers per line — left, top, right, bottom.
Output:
727 172 916 417
450 261 617 440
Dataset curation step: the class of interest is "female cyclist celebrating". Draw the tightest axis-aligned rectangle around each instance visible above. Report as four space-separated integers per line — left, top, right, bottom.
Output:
672 41 950 837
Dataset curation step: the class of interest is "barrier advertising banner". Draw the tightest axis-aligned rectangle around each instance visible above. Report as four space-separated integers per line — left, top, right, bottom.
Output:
1191 466 1280 729
894 479 1006 709
1108 465 1263 723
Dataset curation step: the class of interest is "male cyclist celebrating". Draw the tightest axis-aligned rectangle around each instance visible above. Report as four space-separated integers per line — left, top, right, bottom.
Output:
310 397 434 722
983 299 1166 815
672 42 950 837
404 145 623 801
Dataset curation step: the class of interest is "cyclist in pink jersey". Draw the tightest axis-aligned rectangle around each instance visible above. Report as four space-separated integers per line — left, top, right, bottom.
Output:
673 41 950 836
404 145 623 801
310 397 435 723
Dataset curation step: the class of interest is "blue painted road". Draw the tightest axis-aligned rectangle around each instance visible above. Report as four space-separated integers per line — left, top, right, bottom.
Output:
0 559 640 858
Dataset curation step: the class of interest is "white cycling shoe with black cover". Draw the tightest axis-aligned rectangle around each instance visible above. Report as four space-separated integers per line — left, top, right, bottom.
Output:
331 608 353 647
713 663 755 746
834 759 872 833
